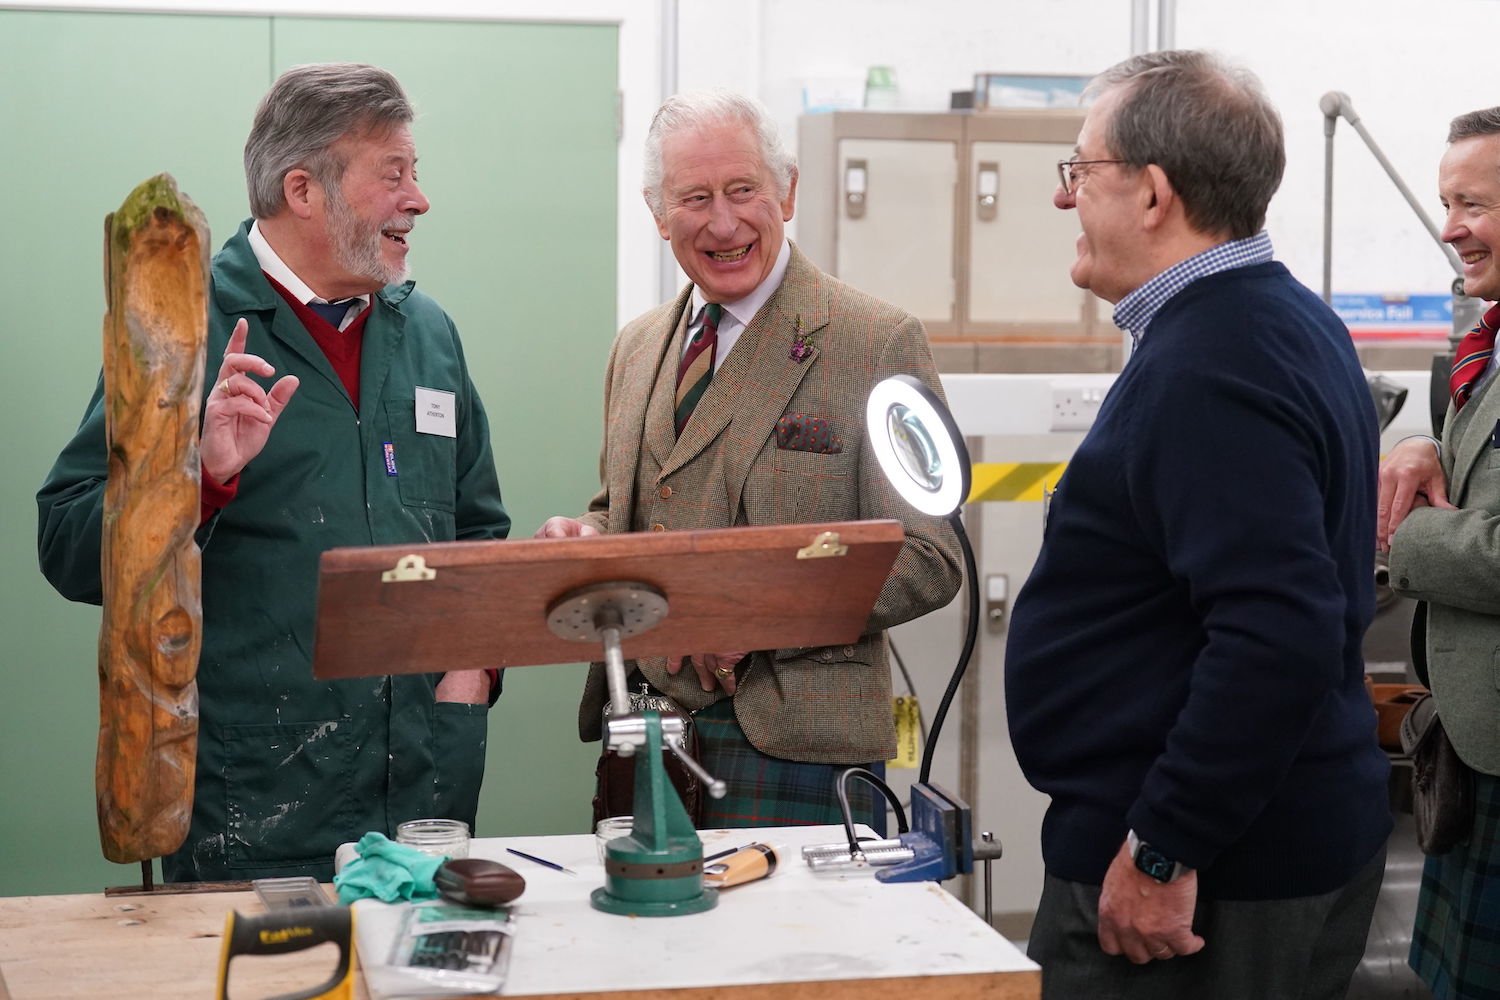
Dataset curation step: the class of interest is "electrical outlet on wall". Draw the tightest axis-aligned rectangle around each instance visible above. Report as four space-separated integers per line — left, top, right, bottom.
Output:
1051 385 1106 431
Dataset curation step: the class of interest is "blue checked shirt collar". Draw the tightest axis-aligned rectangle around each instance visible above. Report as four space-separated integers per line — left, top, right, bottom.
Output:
1113 231 1275 349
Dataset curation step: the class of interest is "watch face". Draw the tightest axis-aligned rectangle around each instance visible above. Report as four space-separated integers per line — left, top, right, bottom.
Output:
1135 843 1177 882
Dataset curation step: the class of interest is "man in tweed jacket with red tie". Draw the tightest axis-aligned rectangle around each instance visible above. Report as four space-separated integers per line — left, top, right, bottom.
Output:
537 90 961 830
1380 106 1500 1000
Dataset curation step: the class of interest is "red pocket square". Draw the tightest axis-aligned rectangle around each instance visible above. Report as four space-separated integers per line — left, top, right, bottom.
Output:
775 413 843 454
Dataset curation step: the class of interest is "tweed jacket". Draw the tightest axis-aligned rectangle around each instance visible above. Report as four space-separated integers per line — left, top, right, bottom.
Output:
1391 357 1500 774
575 243 962 763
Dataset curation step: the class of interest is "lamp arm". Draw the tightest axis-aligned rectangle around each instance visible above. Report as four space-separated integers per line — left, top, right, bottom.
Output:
918 511 980 786
1321 91 1462 281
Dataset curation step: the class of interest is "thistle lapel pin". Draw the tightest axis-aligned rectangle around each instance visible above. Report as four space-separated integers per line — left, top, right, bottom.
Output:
789 316 814 363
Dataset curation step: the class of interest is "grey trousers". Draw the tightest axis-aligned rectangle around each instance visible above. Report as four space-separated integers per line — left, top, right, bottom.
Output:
1027 846 1386 1000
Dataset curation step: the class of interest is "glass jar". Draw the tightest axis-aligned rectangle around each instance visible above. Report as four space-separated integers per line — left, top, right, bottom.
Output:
595 815 633 862
396 818 470 859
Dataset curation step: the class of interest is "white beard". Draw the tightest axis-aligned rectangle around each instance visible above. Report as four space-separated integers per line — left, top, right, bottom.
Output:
326 185 411 287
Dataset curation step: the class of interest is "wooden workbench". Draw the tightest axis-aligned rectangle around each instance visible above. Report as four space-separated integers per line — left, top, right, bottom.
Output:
0 826 1039 999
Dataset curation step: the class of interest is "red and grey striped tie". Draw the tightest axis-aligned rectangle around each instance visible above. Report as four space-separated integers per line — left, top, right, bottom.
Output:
1450 303 1500 412
675 303 721 436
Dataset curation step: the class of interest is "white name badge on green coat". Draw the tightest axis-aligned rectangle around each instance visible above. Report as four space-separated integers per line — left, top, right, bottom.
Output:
415 386 457 438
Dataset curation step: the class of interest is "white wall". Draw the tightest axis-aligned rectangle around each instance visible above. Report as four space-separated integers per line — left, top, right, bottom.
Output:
22 0 1492 320
678 0 1500 303
1177 0 1491 299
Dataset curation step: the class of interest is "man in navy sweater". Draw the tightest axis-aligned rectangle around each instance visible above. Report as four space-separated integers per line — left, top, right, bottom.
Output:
1005 50 1390 999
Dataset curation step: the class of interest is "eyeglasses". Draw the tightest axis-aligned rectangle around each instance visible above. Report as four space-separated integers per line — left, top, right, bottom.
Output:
1057 158 1128 195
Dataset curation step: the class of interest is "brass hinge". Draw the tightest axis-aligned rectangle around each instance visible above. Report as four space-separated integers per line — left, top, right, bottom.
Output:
382 554 436 583
797 531 848 559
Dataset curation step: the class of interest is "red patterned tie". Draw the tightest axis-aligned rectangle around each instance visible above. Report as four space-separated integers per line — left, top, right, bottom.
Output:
1450 303 1500 412
675 303 721 436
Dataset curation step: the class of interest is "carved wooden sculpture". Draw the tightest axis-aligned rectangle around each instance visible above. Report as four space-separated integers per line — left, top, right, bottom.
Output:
97 175 208 863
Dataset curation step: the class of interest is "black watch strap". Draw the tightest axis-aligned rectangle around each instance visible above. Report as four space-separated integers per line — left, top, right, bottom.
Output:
1127 830 1187 883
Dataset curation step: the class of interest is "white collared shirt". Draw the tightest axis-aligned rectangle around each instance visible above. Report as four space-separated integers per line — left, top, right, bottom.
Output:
247 221 369 332
684 238 792 372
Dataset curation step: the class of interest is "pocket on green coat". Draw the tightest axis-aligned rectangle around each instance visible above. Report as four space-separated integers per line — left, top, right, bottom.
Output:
432 701 488 831
223 721 355 869
383 399 457 512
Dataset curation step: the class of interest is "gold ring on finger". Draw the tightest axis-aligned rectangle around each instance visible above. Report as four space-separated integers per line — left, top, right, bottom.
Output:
714 665 733 678
218 378 232 395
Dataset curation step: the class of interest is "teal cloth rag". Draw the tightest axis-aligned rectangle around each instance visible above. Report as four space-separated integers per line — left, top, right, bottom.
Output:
334 832 446 905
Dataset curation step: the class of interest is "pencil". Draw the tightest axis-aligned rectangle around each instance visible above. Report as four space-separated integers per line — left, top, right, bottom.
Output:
505 847 577 876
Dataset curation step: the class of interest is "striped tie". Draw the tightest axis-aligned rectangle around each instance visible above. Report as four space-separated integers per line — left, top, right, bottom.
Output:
1450 303 1500 412
675 303 721 435
307 298 357 329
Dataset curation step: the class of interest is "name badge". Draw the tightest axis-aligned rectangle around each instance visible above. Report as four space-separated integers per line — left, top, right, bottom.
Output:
415 386 457 438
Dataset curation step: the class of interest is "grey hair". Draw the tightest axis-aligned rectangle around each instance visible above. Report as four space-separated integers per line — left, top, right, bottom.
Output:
1087 50 1284 241
1449 107 1500 143
642 90 797 217
244 63 414 219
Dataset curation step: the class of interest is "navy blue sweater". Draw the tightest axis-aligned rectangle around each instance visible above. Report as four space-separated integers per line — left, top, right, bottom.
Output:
1005 262 1391 900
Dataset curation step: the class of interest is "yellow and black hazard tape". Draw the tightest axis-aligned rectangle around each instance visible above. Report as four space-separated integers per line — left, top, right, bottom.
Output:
967 462 1067 503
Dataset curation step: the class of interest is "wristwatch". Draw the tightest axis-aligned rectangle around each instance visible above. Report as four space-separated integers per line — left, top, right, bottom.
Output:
1126 830 1187 883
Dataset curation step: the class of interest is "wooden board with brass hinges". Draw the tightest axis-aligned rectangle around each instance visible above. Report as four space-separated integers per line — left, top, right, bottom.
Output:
311 520 904 679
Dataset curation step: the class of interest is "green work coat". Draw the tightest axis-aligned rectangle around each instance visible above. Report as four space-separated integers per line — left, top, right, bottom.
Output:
37 221 510 881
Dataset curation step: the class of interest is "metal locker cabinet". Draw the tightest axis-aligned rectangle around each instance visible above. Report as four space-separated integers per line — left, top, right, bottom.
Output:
967 139 1081 326
798 113 963 336
963 110 1100 340
799 108 1107 360
836 138 958 328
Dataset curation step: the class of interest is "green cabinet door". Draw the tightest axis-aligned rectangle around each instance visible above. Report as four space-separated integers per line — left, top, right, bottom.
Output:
0 9 617 895
0 10 271 897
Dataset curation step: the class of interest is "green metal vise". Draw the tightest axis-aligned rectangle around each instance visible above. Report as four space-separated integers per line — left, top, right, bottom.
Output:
591 710 717 916
541 580 725 916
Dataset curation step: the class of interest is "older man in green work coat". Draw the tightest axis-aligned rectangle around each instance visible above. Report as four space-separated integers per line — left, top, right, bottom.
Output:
36 64 509 882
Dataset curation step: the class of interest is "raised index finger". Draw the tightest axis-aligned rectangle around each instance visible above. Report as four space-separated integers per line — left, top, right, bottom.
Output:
225 317 249 357
213 319 274 382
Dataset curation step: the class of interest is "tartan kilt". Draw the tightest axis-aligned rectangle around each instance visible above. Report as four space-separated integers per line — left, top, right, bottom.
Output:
1410 769 1500 999
694 698 888 836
